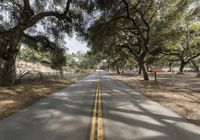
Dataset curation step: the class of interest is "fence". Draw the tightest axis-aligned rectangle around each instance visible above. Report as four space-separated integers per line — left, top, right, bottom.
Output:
128 71 200 91
154 72 200 91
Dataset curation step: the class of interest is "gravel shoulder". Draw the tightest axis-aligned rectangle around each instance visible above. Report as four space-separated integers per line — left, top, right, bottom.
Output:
113 73 200 126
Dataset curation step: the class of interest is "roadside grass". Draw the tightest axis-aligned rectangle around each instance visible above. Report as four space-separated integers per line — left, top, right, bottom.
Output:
113 73 200 126
0 73 89 120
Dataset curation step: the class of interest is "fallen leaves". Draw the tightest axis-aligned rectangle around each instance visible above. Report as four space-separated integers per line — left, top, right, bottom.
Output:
0 74 86 120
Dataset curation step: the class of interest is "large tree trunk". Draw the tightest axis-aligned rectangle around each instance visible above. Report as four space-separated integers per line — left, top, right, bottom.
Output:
169 63 172 72
0 59 17 86
116 65 120 74
0 29 22 86
0 0 74 86
139 63 149 80
179 61 186 74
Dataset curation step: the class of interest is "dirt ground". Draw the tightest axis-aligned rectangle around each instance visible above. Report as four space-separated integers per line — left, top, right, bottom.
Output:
0 73 87 120
114 73 200 126
128 72 200 91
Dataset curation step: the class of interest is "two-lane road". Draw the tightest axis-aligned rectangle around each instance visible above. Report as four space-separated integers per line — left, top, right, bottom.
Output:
0 71 200 140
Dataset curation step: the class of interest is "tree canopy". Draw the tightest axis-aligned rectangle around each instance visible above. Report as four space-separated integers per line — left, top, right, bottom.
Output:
0 0 91 85
0 0 200 85
86 0 194 80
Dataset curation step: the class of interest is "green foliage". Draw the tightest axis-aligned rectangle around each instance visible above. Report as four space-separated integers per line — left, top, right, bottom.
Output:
78 52 99 69
18 47 68 70
18 48 51 63
86 0 191 77
50 48 67 70
65 53 78 67
22 34 70 70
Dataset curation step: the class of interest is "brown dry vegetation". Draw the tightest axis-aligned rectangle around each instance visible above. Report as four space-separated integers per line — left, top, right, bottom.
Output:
114 73 200 126
0 74 87 120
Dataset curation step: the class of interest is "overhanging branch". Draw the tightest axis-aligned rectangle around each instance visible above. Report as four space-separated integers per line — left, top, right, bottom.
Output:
25 0 72 29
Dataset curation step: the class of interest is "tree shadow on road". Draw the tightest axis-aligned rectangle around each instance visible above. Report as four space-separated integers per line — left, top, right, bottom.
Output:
0 72 200 140
101 73 200 140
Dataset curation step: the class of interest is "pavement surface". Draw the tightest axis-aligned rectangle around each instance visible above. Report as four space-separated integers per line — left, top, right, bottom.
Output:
0 71 200 140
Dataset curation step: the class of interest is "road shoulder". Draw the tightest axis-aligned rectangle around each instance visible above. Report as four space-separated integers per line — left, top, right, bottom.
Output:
111 73 200 126
0 73 89 120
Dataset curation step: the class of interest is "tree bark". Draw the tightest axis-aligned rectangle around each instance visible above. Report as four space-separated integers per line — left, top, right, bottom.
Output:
138 66 142 75
139 63 149 80
0 0 74 86
179 61 186 73
168 63 172 72
0 59 16 86
0 29 22 86
116 65 120 74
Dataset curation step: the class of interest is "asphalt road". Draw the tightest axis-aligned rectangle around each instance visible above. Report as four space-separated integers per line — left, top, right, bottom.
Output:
0 71 200 140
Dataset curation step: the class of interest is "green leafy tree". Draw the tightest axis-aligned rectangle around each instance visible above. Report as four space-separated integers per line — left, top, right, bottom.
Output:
0 0 89 85
18 48 50 63
87 0 189 80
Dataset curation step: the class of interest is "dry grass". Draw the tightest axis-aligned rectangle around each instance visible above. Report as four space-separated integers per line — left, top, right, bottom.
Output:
114 73 200 126
0 74 87 120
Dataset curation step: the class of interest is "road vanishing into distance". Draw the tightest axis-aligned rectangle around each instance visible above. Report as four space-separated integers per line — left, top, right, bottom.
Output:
0 71 200 140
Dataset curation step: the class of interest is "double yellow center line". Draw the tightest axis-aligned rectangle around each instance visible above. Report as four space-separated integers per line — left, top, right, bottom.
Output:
90 79 103 140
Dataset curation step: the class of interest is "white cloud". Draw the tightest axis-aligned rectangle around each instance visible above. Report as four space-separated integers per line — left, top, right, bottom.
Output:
65 35 89 54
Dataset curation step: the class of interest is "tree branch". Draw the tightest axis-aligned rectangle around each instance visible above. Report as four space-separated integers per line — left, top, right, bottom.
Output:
19 0 34 25
24 0 72 29
23 33 54 50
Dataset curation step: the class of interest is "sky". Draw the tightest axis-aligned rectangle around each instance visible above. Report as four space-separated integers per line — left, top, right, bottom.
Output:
65 36 90 54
